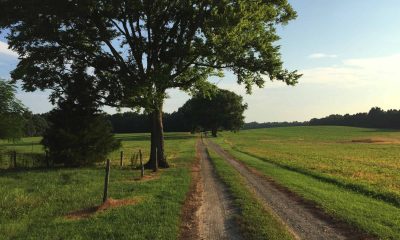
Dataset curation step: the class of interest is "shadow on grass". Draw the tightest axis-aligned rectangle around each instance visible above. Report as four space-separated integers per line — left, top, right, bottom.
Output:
0 165 105 176
359 128 400 133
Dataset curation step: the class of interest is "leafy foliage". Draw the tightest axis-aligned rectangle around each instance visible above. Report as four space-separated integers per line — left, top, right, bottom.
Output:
0 0 300 166
43 110 120 166
23 112 48 137
180 89 247 136
107 111 189 133
0 79 26 140
0 0 300 106
41 66 120 166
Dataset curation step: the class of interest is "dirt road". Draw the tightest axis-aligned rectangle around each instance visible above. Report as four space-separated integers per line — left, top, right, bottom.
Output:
206 139 372 240
197 139 242 240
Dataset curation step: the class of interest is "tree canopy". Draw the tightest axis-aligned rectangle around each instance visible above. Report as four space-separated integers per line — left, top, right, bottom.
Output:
0 0 301 167
0 79 26 140
180 89 247 137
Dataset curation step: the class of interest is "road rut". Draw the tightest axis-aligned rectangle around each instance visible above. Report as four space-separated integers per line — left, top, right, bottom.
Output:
206 139 372 240
197 139 242 240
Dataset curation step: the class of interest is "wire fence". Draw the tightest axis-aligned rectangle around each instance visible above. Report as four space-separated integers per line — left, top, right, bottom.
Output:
0 149 148 170
0 151 49 169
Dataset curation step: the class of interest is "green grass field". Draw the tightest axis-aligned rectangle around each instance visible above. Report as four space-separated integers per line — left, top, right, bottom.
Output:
2 126 400 239
213 126 400 239
0 137 43 153
0 133 196 240
0 133 193 169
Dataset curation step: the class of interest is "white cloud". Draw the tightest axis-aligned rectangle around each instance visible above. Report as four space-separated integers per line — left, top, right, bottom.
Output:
0 41 18 57
204 54 400 122
301 54 400 88
308 53 338 59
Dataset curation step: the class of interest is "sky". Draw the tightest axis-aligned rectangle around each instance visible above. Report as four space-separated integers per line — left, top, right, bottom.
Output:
1 0 400 122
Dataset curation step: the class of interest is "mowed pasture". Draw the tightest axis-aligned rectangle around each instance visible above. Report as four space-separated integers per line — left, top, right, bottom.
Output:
216 126 400 204
213 126 400 238
0 133 195 240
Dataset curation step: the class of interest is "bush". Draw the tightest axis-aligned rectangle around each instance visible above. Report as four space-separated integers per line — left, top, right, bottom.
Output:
42 108 120 167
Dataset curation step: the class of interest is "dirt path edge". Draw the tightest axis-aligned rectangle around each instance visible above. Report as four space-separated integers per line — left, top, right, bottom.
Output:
178 140 203 240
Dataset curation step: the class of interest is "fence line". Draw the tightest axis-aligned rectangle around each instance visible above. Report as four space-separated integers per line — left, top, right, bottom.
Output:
0 151 47 169
0 149 148 170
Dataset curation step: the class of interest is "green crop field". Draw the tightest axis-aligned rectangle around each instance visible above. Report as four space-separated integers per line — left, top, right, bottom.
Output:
213 126 400 239
0 133 196 240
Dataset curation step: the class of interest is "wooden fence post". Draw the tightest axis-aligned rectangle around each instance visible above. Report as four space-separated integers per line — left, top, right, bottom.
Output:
120 151 123 167
139 150 144 178
103 159 111 203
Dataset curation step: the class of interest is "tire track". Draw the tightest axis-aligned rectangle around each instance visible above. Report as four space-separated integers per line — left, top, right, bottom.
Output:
206 139 373 240
197 139 242 240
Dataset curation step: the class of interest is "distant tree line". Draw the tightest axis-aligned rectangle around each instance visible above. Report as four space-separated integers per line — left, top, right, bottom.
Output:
107 112 188 133
243 121 307 129
22 112 49 137
18 106 400 138
108 89 247 136
309 107 400 129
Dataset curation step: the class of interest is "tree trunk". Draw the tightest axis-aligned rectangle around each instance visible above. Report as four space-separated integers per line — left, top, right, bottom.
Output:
211 128 218 137
145 103 169 169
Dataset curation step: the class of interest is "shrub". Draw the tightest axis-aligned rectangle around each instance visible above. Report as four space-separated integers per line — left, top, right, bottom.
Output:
42 106 120 167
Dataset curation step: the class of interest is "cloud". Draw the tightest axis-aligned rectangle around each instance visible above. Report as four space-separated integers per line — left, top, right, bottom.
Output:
308 53 338 59
0 41 18 57
205 53 400 122
300 54 400 88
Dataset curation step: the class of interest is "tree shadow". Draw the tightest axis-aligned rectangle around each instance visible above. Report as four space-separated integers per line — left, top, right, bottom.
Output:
360 128 400 133
0 165 103 177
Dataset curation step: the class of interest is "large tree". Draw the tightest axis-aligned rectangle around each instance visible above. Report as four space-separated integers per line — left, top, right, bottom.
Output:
0 0 301 168
181 89 247 137
0 79 26 140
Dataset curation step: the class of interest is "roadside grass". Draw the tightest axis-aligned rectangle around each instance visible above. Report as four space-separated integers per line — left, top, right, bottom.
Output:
207 146 294 240
0 133 195 240
214 126 400 207
213 139 400 239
